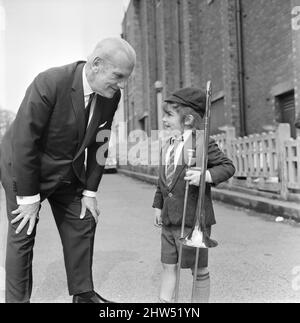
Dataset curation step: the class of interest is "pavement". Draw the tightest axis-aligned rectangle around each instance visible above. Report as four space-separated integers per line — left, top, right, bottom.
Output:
118 169 300 222
1 174 300 303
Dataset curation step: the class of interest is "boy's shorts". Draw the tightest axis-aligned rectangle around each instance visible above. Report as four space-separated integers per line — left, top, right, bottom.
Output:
161 225 212 269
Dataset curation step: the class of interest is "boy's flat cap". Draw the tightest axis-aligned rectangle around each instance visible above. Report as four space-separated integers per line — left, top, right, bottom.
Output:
165 87 206 117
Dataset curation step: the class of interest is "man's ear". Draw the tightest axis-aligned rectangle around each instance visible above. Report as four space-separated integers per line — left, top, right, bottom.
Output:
184 114 194 127
92 57 105 72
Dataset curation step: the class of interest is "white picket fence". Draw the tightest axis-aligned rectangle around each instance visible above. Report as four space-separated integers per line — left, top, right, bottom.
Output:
212 124 300 199
285 139 300 190
119 123 300 200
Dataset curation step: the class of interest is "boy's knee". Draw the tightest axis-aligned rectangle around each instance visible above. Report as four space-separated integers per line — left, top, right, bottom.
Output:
162 263 177 272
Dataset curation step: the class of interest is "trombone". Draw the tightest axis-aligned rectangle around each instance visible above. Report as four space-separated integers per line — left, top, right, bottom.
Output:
174 81 218 303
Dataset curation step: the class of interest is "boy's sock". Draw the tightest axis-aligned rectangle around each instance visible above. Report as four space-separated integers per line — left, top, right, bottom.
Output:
192 272 210 303
160 264 177 303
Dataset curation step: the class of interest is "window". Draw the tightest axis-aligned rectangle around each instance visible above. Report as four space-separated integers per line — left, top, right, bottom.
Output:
210 97 226 135
139 117 146 132
277 90 296 138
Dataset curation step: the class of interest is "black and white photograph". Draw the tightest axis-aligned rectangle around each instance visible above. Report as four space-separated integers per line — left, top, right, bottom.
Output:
0 0 300 307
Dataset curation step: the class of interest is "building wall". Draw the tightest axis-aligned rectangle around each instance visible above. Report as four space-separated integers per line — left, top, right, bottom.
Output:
123 1 141 134
291 0 300 136
241 0 294 134
122 0 296 138
0 1 6 111
156 0 182 101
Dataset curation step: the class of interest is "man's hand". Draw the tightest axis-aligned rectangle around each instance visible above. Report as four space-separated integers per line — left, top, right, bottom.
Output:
154 208 162 228
11 202 40 235
80 196 100 224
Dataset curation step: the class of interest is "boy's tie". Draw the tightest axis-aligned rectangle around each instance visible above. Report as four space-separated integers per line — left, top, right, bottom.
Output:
166 143 176 187
165 136 184 186
166 137 182 187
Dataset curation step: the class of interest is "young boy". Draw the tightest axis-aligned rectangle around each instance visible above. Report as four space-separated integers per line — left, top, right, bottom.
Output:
152 87 235 303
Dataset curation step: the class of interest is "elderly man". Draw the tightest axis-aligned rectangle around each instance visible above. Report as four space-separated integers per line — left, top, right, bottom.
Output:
0 38 136 303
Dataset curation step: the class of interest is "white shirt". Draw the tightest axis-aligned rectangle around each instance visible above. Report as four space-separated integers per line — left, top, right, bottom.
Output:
165 130 213 183
16 65 96 205
82 65 96 127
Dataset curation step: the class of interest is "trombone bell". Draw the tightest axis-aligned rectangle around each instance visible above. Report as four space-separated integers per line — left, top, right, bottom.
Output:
180 226 218 249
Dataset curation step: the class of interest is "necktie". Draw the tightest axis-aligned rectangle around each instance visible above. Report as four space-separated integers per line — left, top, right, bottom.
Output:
165 136 184 186
85 93 95 129
166 143 176 187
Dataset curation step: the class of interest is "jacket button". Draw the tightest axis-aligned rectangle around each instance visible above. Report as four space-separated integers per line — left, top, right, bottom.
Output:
168 193 173 198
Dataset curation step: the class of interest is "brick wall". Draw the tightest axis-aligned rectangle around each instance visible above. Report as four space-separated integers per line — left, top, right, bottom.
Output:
221 0 242 135
156 0 182 98
122 0 295 140
292 0 300 135
241 0 294 134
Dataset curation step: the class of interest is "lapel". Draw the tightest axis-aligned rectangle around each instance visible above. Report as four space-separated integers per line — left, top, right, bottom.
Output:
71 62 86 147
168 148 186 191
168 130 205 191
159 139 169 187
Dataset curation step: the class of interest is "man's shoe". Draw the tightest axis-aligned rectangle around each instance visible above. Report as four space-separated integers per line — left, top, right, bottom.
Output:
72 291 113 303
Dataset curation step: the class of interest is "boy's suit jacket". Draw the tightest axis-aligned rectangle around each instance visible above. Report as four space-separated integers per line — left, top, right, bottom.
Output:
0 61 120 197
152 132 235 228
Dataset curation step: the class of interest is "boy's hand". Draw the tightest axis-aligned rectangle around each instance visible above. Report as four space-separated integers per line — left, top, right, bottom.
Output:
154 208 162 228
184 170 212 186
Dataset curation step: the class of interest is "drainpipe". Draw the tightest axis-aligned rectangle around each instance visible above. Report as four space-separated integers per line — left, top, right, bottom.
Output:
236 0 247 136
177 0 183 87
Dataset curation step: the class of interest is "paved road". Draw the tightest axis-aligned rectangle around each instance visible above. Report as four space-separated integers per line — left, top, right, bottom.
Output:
1 174 300 303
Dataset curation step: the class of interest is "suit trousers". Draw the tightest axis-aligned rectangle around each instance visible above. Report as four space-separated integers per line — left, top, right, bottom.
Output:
2 175 96 303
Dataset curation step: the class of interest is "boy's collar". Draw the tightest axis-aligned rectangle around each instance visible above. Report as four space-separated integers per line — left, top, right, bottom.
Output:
183 129 193 141
169 136 184 145
169 129 193 145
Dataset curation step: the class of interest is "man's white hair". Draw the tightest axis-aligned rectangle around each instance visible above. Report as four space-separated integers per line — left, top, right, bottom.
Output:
88 37 136 66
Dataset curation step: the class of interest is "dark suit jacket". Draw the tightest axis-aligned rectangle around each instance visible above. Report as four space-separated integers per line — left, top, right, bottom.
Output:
152 133 235 228
0 61 120 196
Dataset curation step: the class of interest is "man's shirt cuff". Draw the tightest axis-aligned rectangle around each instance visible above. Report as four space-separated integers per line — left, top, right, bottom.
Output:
83 190 97 198
16 194 40 205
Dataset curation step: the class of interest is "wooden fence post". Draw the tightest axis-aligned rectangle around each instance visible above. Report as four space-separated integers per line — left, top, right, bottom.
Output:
277 124 291 200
